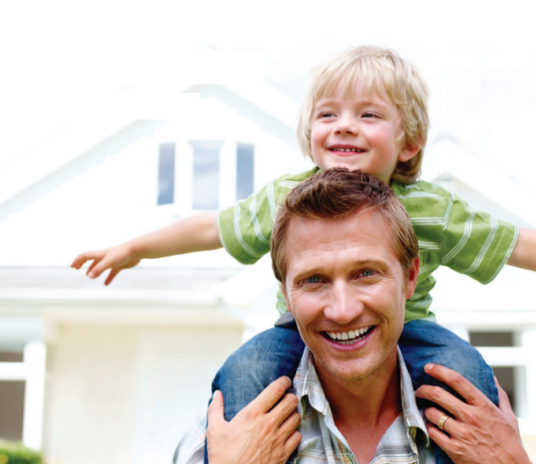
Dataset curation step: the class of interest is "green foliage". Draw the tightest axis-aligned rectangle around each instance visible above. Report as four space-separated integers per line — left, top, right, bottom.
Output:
0 441 43 464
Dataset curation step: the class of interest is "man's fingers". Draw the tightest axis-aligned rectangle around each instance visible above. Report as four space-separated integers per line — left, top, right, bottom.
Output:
283 430 301 457
495 376 514 415
207 391 226 427
426 422 453 453
415 384 465 418
245 376 292 415
270 393 299 427
423 364 488 406
424 406 456 436
278 410 301 438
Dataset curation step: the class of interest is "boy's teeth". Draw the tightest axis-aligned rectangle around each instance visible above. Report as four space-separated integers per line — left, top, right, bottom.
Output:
332 147 363 152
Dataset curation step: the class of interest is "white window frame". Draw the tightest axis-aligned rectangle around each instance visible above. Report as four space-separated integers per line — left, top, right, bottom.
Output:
0 319 46 450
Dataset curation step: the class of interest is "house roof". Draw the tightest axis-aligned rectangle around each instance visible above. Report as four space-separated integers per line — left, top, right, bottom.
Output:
423 138 536 227
0 80 299 224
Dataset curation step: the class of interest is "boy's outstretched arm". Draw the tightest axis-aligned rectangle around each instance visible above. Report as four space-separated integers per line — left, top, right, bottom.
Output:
507 227 536 271
71 211 221 285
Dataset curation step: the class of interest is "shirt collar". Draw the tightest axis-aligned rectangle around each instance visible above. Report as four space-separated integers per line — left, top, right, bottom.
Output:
293 345 430 447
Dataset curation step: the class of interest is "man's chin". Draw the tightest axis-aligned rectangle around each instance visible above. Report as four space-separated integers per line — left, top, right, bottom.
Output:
314 354 380 384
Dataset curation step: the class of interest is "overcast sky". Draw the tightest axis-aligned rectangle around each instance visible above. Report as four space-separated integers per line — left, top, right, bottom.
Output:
2 0 536 187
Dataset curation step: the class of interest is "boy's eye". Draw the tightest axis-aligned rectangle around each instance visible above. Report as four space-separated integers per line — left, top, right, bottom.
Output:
320 112 336 118
362 112 377 118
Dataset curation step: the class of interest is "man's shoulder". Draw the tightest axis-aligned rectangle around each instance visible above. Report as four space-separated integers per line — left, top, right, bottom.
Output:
173 414 206 464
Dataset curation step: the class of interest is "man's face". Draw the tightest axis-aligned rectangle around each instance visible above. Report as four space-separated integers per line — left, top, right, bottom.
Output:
282 209 418 384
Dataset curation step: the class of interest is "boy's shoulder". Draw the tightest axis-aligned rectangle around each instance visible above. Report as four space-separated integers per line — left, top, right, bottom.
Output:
271 166 321 189
391 178 453 199
390 179 454 217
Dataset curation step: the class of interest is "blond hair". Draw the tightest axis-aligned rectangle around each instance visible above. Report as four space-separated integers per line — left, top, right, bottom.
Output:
271 168 419 284
296 46 429 184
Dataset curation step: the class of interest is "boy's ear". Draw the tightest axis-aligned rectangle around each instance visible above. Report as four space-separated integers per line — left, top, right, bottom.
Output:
398 137 422 163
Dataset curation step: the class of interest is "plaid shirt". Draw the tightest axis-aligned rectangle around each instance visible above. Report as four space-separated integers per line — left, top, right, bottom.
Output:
174 347 434 464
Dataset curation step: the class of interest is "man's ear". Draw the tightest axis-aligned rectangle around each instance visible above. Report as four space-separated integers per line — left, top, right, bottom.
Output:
405 257 420 300
281 282 293 314
398 137 422 163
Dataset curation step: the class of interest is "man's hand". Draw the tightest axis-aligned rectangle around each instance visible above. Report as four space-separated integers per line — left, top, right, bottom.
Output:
415 364 531 464
207 377 302 464
71 244 141 285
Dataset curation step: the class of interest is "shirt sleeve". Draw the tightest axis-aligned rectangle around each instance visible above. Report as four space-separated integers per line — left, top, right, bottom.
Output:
440 190 519 284
173 415 206 464
218 167 320 265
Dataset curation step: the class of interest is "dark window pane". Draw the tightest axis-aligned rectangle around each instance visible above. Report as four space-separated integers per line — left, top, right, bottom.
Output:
0 381 25 441
157 143 176 205
236 143 254 201
469 332 514 347
192 144 220 210
0 351 23 362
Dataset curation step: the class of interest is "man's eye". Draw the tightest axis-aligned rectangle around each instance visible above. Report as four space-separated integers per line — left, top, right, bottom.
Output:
306 276 322 284
360 269 375 277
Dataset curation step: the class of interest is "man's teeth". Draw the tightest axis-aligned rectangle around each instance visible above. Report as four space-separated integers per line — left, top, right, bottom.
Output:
327 326 372 341
331 148 364 152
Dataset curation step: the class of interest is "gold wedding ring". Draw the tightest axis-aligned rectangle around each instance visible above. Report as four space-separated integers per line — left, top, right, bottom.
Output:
437 415 451 431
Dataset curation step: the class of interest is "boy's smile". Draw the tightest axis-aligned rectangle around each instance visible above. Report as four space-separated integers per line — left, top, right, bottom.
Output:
311 84 419 183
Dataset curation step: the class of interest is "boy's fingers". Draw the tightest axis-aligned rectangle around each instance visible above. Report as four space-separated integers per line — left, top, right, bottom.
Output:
207 391 226 427
423 364 488 407
245 376 292 415
270 393 299 427
104 269 120 286
71 251 97 269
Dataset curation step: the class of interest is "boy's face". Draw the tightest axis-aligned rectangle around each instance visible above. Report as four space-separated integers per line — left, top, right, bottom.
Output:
310 83 419 183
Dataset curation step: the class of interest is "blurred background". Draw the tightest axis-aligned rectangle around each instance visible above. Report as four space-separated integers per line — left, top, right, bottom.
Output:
1 0 536 462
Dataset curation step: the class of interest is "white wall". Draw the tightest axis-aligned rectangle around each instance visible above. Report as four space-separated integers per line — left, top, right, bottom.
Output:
44 322 243 464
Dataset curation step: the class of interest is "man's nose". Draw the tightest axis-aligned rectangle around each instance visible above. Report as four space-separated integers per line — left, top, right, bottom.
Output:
324 280 364 324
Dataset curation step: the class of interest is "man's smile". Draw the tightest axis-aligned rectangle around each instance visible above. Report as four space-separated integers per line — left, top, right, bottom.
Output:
321 325 376 346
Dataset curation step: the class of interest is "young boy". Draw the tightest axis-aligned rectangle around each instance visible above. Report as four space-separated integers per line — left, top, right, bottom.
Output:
72 46 536 464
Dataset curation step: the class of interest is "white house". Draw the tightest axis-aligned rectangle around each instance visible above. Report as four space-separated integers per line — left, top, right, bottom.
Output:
0 83 535 462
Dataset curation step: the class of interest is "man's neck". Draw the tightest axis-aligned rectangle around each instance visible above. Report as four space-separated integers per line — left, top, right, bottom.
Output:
314 350 401 463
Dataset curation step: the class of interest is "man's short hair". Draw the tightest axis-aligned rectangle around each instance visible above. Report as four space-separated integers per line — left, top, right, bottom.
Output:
296 45 429 184
271 168 419 283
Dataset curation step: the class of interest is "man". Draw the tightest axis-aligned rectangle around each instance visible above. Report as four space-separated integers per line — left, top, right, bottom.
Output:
176 168 529 464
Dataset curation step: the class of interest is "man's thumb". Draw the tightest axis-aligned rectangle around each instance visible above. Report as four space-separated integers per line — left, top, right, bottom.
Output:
207 391 226 426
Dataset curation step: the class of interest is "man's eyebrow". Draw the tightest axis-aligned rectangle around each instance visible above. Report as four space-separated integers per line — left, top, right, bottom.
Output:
291 258 389 282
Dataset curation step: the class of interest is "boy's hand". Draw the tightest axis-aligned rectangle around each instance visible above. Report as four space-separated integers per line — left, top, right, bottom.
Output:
207 377 301 464
415 364 531 464
71 244 141 285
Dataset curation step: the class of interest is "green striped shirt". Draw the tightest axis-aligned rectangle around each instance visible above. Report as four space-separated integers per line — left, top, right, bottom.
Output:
218 167 519 322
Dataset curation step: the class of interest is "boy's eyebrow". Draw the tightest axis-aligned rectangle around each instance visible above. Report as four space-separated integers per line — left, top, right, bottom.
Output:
315 96 390 109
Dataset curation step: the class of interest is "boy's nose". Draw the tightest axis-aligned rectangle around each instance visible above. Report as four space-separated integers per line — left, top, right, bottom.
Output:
334 116 358 136
324 280 364 324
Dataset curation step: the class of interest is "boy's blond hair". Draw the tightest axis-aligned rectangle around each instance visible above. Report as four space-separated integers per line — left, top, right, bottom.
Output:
296 45 429 184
